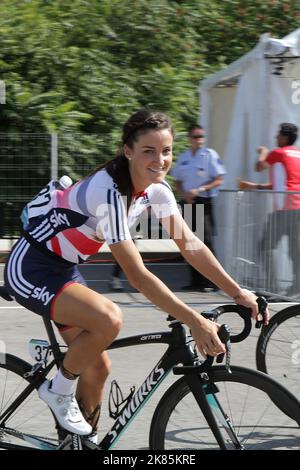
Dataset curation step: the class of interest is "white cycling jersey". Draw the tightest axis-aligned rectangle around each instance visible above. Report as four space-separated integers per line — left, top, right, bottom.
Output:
24 169 179 264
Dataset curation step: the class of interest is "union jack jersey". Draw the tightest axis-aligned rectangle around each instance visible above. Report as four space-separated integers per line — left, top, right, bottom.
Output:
24 170 179 264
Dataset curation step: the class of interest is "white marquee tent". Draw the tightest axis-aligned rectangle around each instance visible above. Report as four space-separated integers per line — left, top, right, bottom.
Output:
200 29 300 189
199 30 300 284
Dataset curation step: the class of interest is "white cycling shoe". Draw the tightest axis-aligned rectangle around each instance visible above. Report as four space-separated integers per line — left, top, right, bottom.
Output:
39 380 92 435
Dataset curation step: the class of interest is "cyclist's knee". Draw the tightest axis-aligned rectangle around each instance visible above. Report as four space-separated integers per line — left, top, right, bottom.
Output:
108 302 123 335
96 302 122 341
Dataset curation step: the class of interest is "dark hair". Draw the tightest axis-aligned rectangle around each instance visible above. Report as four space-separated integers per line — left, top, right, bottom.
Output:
188 124 204 136
279 122 298 145
90 108 174 201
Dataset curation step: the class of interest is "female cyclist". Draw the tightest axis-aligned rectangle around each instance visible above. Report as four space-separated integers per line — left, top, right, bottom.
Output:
4 108 268 442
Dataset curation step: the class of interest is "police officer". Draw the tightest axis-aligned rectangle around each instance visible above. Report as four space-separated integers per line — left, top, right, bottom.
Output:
172 125 226 290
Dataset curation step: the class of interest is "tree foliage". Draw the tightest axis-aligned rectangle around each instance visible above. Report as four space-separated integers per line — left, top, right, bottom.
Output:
1 0 300 177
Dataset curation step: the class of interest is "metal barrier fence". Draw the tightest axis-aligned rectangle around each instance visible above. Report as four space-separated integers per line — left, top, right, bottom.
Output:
0 133 103 237
215 190 300 301
0 134 52 237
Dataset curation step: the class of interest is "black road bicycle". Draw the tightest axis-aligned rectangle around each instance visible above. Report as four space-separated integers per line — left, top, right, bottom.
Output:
0 286 300 450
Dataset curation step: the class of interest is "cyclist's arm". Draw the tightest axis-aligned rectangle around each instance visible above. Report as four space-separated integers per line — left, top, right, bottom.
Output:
109 239 225 357
110 239 204 323
159 211 264 321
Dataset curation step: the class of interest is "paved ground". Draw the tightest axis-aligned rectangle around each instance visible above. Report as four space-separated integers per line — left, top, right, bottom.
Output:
0 262 299 450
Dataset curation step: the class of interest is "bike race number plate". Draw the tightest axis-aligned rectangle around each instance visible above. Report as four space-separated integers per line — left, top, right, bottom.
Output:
28 339 52 363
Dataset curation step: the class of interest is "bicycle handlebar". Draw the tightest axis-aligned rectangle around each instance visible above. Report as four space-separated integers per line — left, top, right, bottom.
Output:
201 304 252 343
169 295 268 343
204 295 268 341
173 296 268 376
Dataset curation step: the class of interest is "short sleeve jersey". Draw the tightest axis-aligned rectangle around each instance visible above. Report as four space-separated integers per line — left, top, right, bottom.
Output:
266 145 300 209
25 170 179 264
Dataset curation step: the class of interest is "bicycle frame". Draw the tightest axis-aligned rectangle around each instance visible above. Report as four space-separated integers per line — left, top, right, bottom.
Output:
0 318 197 450
99 321 196 449
0 312 246 450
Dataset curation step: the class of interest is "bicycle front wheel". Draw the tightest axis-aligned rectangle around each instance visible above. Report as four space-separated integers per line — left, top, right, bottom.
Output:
256 305 300 399
0 354 58 450
149 365 300 450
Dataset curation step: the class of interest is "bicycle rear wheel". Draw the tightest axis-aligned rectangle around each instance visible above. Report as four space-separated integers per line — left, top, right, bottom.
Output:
256 305 300 400
0 354 58 450
149 365 300 450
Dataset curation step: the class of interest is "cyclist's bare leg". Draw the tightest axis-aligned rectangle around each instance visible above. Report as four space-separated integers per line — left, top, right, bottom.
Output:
37 284 120 436
60 327 111 425
52 283 122 375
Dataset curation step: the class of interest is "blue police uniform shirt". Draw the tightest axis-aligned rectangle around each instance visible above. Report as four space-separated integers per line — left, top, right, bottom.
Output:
171 147 226 198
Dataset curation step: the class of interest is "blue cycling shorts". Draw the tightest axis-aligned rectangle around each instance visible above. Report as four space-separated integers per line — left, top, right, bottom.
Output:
4 237 87 331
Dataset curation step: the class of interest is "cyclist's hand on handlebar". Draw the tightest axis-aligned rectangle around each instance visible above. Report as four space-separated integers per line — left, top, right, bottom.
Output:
233 289 269 325
190 318 226 358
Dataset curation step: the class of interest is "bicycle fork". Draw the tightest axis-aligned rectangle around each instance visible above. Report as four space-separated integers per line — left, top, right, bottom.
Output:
185 374 244 450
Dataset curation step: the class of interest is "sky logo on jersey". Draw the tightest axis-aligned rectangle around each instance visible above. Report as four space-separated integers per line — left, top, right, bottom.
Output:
31 286 55 306
49 210 70 228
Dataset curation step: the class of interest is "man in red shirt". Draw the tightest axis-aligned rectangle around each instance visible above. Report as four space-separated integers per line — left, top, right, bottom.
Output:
256 123 300 210
255 123 300 296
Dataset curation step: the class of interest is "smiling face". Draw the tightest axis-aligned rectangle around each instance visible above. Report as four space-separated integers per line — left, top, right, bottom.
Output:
124 128 173 192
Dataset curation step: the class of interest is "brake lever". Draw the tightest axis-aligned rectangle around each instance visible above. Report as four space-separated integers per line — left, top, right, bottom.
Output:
255 296 268 329
216 324 232 374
